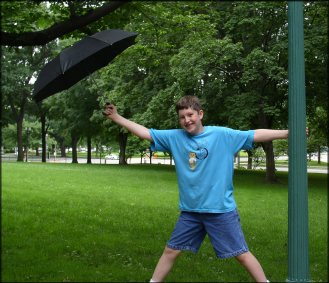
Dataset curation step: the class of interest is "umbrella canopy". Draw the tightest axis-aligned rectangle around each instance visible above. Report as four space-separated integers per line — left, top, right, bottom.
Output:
33 29 138 102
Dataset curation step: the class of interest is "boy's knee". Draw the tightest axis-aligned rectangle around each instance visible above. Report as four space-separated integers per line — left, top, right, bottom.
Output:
235 251 251 264
163 246 181 259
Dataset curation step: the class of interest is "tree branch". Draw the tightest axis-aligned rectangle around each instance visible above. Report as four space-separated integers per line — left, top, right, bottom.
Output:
1 1 130 46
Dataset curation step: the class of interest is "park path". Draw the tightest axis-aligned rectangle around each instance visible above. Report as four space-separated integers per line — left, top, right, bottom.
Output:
46 156 327 174
2 153 327 174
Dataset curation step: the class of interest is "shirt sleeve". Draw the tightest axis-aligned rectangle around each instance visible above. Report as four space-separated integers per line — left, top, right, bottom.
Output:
149 129 172 152
242 130 255 150
225 128 255 154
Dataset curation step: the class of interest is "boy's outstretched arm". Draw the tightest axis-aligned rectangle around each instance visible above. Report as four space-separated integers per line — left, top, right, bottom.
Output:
253 129 289 143
103 103 152 141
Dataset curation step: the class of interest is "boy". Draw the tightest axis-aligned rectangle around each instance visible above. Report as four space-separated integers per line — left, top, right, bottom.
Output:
103 96 288 282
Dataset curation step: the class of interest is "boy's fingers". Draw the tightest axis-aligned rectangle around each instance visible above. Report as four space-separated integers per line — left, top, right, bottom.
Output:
103 102 114 110
102 102 115 117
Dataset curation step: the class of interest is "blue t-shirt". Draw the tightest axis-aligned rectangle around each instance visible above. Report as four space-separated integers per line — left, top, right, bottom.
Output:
149 126 255 213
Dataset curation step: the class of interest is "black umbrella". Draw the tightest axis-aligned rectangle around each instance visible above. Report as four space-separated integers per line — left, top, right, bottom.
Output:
33 29 138 102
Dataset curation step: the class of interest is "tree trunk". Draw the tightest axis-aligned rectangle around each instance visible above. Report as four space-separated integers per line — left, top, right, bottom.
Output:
16 117 24 161
41 114 47 162
247 150 253 170
236 152 240 168
149 148 153 164
140 151 144 164
317 146 321 164
262 141 277 183
71 134 78 163
87 135 92 164
118 132 128 165
257 111 277 182
60 139 66 157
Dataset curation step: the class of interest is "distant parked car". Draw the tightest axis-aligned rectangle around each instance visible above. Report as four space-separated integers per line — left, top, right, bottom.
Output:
105 154 119 160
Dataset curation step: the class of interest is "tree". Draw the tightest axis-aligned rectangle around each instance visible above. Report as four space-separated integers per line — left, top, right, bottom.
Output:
77 76 104 164
45 76 101 164
214 2 289 182
2 1 327 177
303 2 328 161
1 45 51 161
0 1 130 46
102 2 217 155
167 1 327 182
307 106 328 163
1 0 143 163
1 123 16 152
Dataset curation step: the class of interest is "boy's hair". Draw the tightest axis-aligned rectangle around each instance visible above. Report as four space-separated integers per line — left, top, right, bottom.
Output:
175 96 203 113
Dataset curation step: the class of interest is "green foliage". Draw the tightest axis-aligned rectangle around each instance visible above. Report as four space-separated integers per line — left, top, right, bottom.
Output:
1 1 51 32
0 1 133 36
1 44 55 160
46 74 102 145
1 1 327 166
126 135 150 160
273 139 289 158
250 147 266 169
304 2 328 124
307 106 328 155
1 124 16 151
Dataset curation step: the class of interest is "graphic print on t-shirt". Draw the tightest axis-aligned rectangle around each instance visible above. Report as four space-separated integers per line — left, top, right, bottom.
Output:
188 152 197 170
187 137 209 170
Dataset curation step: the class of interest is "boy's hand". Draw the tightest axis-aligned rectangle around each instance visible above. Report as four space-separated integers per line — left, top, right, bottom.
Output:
103 102 117 119
102 102 152 141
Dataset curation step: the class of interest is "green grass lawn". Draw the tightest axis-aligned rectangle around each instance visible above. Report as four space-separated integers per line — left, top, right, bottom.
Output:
1 162 327 282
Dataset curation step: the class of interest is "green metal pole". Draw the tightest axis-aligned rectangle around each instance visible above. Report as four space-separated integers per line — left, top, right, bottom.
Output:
287 1 310 282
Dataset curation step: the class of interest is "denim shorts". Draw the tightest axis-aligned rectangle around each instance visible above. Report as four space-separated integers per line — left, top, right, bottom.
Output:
167 209 249 259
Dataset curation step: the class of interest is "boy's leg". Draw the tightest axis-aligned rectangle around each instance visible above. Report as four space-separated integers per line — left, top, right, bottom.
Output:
150 246 181 282
203 210 268 282
235 251 267 282
151 212 205 282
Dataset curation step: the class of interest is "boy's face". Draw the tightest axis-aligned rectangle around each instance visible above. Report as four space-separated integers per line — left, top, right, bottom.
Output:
178 107 204 135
